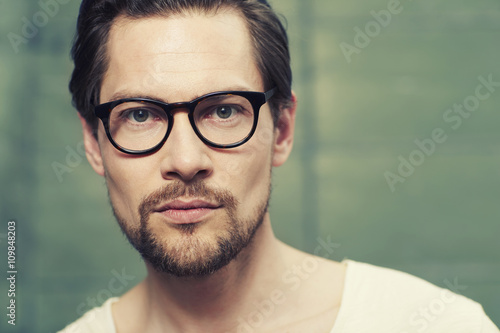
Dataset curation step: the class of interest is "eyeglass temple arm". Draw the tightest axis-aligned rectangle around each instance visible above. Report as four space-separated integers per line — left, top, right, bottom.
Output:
265 87 277 101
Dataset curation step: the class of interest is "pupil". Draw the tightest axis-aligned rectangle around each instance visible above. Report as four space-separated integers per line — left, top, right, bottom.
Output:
216 106 232 119
133 110 148 122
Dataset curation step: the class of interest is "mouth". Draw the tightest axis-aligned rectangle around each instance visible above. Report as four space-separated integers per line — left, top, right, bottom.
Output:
154 199 222 224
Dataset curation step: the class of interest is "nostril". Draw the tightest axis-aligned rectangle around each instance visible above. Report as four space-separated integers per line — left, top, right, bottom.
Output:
160 145 213 182
164 167 211 183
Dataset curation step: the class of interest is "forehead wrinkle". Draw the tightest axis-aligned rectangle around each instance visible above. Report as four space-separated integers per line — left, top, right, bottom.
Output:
110 13 250 58
107 85 255 104
112 50 247 77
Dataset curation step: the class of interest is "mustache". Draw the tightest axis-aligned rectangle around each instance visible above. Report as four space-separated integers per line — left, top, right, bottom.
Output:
138 180 238 223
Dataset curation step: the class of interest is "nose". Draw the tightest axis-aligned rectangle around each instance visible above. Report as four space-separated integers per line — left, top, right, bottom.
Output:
158 111 213 182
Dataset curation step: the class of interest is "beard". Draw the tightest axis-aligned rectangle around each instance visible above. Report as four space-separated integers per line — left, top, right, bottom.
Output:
110 180 270 278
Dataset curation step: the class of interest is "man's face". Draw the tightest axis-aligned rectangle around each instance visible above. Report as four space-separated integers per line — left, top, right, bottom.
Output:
84 10 292 277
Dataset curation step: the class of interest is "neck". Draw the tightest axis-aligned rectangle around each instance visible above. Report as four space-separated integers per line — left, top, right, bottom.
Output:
138 215 291 332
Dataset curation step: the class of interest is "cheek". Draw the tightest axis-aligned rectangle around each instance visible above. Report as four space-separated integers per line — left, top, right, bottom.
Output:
100 141 158 224
104 165 143 224
218 125 274 206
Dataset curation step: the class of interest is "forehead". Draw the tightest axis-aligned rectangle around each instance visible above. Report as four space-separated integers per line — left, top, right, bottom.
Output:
100 11 263 103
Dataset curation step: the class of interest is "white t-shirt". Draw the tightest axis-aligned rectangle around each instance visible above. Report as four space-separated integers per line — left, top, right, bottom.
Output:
58 260 500 333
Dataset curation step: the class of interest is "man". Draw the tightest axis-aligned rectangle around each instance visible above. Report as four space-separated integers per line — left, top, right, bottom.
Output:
60 0 499 332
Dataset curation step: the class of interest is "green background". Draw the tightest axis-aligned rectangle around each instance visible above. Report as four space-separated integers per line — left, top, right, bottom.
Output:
0 0 498 331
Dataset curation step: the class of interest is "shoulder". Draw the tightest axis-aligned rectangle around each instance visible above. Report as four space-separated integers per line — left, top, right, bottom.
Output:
57 297 118 333
332 260 499 333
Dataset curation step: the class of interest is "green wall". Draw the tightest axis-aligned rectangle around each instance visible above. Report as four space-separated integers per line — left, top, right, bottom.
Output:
0 0 498 331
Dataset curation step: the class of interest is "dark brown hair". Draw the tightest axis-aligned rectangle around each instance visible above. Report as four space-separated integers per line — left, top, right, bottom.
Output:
69 0 292 130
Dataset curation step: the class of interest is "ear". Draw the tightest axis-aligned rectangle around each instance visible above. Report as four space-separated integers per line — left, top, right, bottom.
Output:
272 91 297 167
78 113 105 177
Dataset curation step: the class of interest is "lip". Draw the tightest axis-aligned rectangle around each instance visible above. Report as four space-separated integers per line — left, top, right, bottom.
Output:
154 200 221 224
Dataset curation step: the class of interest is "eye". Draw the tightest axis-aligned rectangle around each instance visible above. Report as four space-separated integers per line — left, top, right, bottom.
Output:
214 105 237 119
127 109 152 123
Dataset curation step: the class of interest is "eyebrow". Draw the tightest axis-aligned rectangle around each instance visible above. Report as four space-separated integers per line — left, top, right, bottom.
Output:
107 86 254 104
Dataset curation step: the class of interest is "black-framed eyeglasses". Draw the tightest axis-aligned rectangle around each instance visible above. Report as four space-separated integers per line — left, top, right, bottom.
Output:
94 88 276 155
